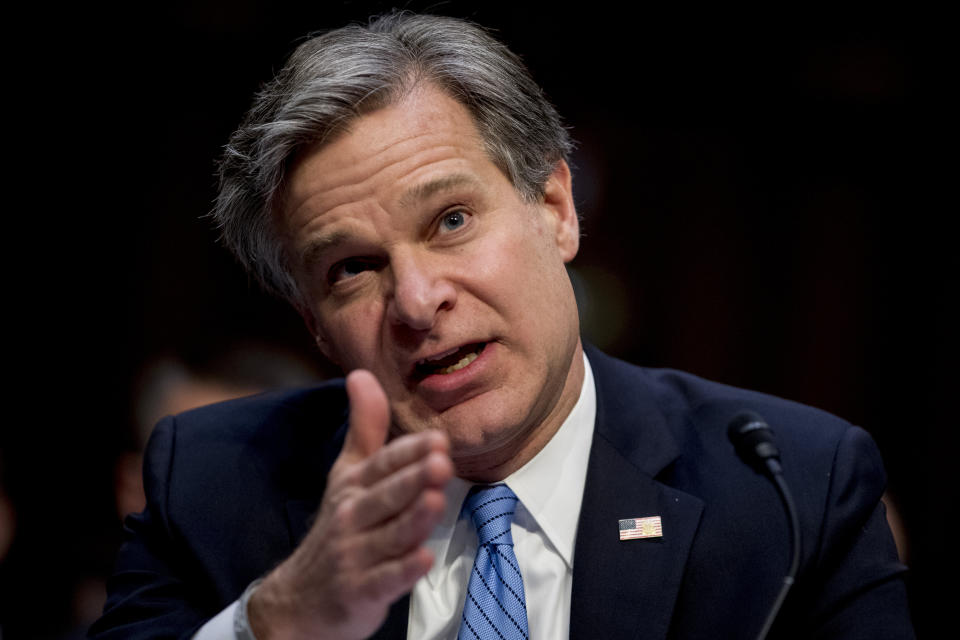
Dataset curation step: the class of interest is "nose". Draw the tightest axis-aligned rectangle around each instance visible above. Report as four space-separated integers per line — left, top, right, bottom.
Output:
386 251 457 331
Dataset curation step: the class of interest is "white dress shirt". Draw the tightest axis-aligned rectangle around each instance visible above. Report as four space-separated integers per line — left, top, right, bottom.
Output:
195 354 596 639
409 353 596 639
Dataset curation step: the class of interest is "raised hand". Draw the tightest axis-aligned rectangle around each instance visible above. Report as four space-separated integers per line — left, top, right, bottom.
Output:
248 369 453 639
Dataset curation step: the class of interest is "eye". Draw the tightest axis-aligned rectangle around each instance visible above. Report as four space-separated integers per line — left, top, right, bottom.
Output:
438 209 468 233
328 257 380 285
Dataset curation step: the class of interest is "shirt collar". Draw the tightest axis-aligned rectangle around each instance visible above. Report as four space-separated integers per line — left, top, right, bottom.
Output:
507 352 596 569
424 352 597 582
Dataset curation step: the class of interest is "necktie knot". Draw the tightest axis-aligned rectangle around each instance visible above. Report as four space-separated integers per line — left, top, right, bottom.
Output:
458 484 529 640
464 484 518 547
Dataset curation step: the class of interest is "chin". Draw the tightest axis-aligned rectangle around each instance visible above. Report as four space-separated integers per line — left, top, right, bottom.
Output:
438 400 533 458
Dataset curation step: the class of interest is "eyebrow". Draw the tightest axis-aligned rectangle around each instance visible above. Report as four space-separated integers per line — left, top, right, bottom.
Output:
398 173 481 208
300 229 351 268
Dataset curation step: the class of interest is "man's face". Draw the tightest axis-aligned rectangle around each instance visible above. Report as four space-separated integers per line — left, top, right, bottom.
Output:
282 84 583 478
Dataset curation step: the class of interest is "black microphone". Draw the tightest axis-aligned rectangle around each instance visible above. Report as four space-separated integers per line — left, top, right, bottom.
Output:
727 411 801 640
728 411 783 475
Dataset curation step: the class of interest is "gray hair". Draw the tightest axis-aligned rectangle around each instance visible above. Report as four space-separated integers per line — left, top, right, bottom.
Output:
212 12 573 305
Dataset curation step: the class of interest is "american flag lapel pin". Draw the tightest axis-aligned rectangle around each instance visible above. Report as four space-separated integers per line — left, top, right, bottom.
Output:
619 516 663 540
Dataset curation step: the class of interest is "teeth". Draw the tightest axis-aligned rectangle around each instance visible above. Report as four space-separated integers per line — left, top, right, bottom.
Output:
436 351 479 374
416 343 486 375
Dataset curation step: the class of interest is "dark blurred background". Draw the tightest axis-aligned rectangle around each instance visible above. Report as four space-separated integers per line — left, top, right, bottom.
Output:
2 1 952 637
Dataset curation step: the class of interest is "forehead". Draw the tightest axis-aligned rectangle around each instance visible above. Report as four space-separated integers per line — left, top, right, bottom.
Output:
283 85 495 220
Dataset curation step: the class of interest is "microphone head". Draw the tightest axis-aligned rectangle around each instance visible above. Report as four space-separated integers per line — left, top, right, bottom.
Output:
728 410 781 471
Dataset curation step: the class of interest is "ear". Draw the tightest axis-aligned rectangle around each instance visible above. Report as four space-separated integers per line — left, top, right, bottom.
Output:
541 159 580 262
298 305 339 365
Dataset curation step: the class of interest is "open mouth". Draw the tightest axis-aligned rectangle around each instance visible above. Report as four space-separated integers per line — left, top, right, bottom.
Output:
415 342 487 376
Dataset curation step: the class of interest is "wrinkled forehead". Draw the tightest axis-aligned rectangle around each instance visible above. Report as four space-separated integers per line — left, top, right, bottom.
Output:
279 79 518 210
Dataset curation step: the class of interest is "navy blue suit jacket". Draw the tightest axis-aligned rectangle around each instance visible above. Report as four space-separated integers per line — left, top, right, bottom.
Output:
91 347 913 638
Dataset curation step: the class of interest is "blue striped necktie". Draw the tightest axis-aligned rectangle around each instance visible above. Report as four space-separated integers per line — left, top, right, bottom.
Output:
458 484 529 640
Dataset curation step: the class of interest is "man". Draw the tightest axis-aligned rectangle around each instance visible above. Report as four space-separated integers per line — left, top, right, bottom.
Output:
91 13 913 639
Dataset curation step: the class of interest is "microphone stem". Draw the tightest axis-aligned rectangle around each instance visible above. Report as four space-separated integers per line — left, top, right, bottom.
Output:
756 466 802 640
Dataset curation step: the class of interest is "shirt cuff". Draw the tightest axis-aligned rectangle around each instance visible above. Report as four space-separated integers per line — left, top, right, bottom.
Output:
192 600 240 640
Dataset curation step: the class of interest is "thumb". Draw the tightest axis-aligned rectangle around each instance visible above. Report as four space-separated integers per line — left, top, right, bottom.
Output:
342 369 391 461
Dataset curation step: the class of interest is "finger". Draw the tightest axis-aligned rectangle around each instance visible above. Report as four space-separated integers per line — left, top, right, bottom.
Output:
338 486 445 574
367 486 447 558
346 450 453 532
342 369 390 461
354 429 450 488
353 546 436 607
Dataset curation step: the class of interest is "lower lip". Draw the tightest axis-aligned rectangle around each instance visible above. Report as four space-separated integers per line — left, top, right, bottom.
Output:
415 341 496 397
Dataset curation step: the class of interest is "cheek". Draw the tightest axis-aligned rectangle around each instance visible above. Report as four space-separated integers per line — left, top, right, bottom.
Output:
318 300 384 368
483 222 567 305
494 229 578 345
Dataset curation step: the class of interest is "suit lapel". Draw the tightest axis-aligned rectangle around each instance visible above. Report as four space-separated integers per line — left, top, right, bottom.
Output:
571 347 704 640
571 436 703 640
